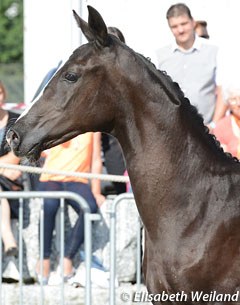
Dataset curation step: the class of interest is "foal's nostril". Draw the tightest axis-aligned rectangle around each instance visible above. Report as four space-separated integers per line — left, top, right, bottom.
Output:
6 129 20 149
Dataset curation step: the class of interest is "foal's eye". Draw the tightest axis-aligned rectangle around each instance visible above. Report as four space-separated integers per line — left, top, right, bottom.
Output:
64 72 78 83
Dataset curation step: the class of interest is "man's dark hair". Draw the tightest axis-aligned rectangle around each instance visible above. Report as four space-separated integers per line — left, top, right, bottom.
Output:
166 3 193 20
107 27 125 43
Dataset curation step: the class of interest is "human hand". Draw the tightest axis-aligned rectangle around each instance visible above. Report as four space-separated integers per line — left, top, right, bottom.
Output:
2 169 21 181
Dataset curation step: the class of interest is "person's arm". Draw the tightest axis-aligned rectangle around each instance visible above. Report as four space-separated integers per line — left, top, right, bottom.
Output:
91 132 105 206
209 86 228 130
211 48 228 125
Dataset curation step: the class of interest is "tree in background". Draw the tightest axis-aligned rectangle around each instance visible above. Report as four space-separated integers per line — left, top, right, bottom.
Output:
0 0 23 63
0 0 23 103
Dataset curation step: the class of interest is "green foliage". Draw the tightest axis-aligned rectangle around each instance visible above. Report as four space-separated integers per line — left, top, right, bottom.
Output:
0 0 23 63
0 0 23 103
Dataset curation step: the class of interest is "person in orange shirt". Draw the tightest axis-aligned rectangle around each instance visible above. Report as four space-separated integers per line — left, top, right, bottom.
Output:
35 132 105 284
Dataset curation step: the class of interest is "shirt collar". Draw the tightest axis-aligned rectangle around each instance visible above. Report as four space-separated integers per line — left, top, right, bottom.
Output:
171 35 202 53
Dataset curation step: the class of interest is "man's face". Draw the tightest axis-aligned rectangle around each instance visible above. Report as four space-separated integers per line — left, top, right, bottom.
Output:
168 14 195 46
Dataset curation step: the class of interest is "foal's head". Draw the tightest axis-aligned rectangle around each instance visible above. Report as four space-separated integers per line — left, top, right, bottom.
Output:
7 7 128 160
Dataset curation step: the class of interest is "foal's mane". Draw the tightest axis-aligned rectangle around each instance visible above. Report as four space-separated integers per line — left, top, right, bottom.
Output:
134 51 239 165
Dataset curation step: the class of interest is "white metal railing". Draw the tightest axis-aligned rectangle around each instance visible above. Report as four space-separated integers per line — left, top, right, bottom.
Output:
109 193 142 305
0 191 100 305
0 192 143 305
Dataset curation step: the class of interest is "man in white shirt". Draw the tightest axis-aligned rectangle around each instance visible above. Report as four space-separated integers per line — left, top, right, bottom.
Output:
155 3 227 126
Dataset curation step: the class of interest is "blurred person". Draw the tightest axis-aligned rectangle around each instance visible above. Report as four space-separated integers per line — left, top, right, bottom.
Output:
0 81 23 257
35 132 105 284
195 20 209 39
107 26 125 43
212 85 240 158
155 3 227 126
0 82 7 107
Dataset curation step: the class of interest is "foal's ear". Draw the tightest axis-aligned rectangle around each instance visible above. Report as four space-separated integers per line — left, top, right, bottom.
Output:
73 6 109 47
87 6 109 47
73 10 95 42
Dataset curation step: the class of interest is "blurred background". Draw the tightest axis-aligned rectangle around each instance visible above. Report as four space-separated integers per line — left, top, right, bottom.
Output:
1 0 240 104
0 0 23 104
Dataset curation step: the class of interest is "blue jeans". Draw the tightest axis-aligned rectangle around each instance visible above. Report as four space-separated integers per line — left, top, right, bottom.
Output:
37 181 98 259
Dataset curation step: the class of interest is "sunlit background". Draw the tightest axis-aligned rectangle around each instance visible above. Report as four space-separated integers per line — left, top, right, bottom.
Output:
2 0 240 104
